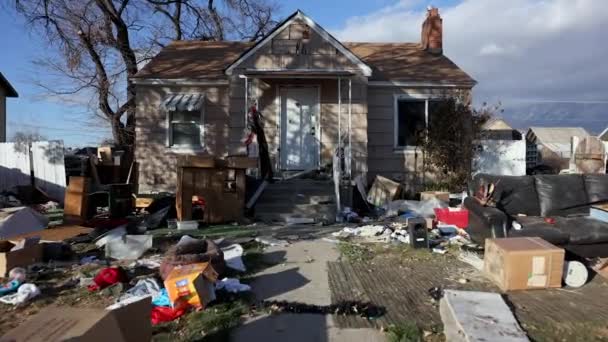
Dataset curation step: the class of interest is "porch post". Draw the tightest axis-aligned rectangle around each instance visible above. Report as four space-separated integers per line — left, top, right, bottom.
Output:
338 77 342 151
348 78 352 178
244 75 249 126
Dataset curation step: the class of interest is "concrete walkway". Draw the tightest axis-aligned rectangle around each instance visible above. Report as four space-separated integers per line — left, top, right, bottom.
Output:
231 240 385 342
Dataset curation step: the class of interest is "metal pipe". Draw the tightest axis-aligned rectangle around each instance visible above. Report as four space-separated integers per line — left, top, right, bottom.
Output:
348 78 352 178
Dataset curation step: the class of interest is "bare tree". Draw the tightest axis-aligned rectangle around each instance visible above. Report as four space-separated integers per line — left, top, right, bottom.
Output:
12 0 278 145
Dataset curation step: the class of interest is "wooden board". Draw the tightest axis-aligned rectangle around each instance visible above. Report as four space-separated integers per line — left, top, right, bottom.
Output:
7 225 93 242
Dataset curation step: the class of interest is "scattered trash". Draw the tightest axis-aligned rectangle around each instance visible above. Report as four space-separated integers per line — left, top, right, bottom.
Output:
80 255 99 264
0 279 21 296
222 244 246 272
428 287 444 301
285 217 315 225
260 300 385 319
94 224 127 248
458 251 484 271
383 198 447 218
164 262 218 309
0 283 40 305
432 247 447 254
177 220 199 230
358 225 385 237
458 278 469 284
151 305 188 325
152 288 172 307
512 221 523 230
8 267 27 283
216 278 251 293
563 261 588 288
129 254 162 269
115 278 161 304
255 236 289 247
440 290 529 342
106 235 153 260
88 267 127 292
160 238 225 279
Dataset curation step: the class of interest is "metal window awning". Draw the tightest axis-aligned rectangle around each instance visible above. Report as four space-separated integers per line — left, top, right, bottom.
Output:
162 93 205 111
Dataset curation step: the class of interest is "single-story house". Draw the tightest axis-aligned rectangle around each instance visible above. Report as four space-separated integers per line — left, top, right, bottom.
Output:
525 126 590 171
0 72 19 143
131 8 475 195
481 118 522 140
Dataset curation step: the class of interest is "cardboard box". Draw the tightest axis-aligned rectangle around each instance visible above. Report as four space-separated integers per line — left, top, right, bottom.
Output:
0 241 44 277
0 297 151 342
420 191 450 203
164 262 218 309
366 175 401 207
64 177 90 221
484 237 564 291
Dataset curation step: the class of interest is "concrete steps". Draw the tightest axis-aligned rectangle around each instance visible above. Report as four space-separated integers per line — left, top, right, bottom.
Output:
254 179 336 223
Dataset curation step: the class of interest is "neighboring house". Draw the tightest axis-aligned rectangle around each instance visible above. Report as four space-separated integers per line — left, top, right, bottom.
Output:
599 126 608 142
0 73 18 142
525 127 590 171
474 118 526 176
481 118 522 140
131 8 475 194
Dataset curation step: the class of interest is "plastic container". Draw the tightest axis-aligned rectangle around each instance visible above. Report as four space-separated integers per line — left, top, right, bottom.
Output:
167 219 178 229
177 220 199 230
434 208 469 228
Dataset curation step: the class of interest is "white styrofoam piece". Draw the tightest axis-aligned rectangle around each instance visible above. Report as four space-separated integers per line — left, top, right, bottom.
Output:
440 290 529 342
105 235 153 260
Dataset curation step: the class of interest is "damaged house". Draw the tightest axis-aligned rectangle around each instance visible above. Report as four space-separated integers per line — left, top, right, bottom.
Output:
131 8 475 220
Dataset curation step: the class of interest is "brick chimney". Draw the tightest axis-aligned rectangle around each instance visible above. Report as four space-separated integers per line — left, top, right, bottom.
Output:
421 6 443 54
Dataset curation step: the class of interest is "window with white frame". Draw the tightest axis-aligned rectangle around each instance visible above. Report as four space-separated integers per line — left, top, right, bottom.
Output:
394 96 446 149
167 109 204 148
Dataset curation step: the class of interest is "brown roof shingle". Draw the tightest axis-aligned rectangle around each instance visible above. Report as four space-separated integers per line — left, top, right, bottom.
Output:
134 40 475 86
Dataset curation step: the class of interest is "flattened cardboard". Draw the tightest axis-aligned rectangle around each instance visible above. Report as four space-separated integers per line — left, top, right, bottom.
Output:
484 237 564 291
0 297 151 342
164 262 218 309
367 175 401 207
0 242 44 277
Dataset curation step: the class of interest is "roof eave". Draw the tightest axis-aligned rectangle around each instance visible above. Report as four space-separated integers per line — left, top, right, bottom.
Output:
0 73 18 97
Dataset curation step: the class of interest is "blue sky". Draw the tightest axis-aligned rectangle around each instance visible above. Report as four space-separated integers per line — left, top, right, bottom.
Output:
1 0 607 146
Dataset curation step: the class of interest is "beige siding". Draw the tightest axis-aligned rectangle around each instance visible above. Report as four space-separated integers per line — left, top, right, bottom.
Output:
235 18 360 73
0 88 5 142
135 84 231 193
367 86 471 190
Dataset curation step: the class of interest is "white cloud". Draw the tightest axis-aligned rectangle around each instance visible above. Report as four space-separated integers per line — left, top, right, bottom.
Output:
334 0 608 108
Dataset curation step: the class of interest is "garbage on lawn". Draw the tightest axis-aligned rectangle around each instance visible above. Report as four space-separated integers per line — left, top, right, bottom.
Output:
216 277 251 293
115 278 162 305
0 206 48 240
94 224 128 247
260 300 385 319
88 267 128 292
383 198 447 218
1 297 152 342
484 237 565 291
367 175 401 207
440 290 529 342
105 235 153 260
129 254 163 269
177 220 199 230
285 217 315 225
151 305 188 325
160 237 225 279
0 240 44 276
164 262 218 309
222 244 246 272
255 236 289 247
0 283 40 305
563 260 589 288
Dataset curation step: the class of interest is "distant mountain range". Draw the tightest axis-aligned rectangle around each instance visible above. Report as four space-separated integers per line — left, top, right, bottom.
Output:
499 102 608 134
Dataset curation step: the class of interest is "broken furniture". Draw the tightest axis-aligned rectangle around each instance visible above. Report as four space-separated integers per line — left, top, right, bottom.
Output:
484 237 564 291
465 173 608 257
64 176 90 223
176 156 257 224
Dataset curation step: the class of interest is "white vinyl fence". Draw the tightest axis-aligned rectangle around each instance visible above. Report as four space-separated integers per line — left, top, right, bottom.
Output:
473 139 526 176
0 141 66 203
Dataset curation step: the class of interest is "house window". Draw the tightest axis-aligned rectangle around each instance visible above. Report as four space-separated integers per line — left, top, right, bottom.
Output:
394 97 446 149
168 110 203 148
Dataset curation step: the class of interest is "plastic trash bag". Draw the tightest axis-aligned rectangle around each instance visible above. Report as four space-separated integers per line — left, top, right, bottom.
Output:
383 198 448 218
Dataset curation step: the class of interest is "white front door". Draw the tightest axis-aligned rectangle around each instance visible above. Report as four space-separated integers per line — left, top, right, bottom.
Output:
280 86 320 170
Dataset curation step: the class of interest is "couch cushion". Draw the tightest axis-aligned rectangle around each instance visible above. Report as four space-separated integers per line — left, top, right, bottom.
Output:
553 217 608 244
509 216 570 245
535 175 589 217
584 174 608 204
473 174 540 216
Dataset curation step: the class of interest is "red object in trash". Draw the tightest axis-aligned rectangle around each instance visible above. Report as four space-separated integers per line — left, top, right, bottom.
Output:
544 217 556 224
151 306 187 325
434 208 469 228
87 267 127 292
